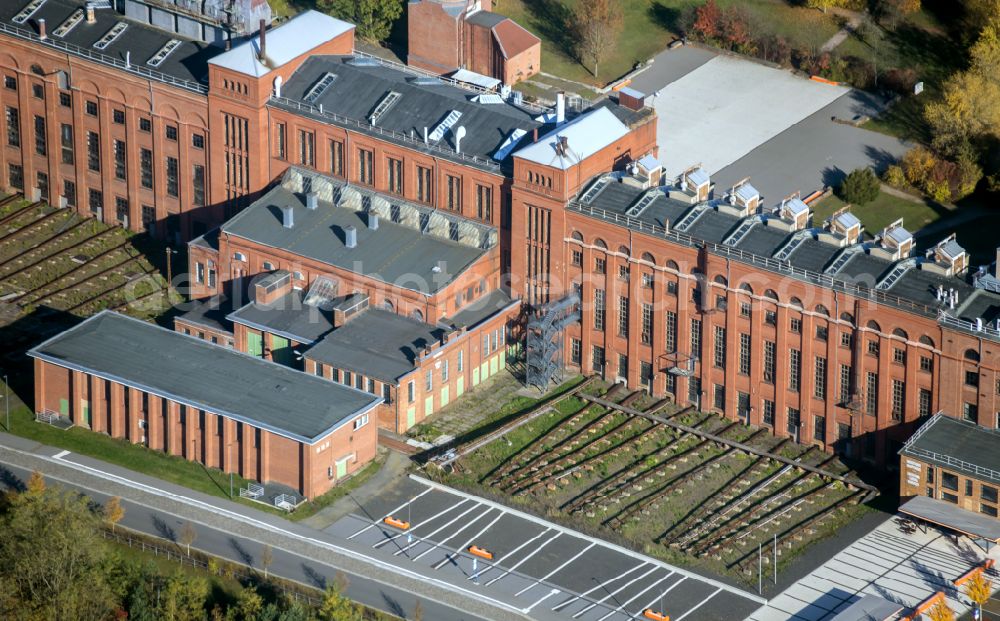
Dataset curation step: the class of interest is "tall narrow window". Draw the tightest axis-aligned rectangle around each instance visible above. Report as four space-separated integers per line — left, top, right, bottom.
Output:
789 349 801 392
387 157 403 194
36 172 48 202
298 129 315 166
63 179 75 207
7 164 22 190
33 115 46 155
594 289 605 331
763 340 776 383
87 131 100 171
140 148 153 189
60 123 73 164
891 379 904 420
814 356 827 399
275 123 286 159
618 296 629 337
866 372 878 415
5 107 19 147
592 345 605 373
477 184 493 221
416 165 432 203
113 139 126 180
88 189 103 215
165 156 178 197
329 139 344 177
665 311 677 352
641 303 652 344
192 165 205 206
358 148 374 185
446 175 462 211
919 388 932 417
739 333 751 375
713 326 726 368
690 318 702 358
115 196 128 223
840 365 852 401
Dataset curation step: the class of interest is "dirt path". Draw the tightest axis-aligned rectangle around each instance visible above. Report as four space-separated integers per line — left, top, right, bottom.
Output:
820 15 861 53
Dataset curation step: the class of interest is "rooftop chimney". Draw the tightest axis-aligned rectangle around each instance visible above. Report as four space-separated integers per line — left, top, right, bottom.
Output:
38 18 46 40
305 192 318 210
85 3 96 23
345 225 357 249
257 19 266 62
281 205 294 228
454 125 466 154
368 212 379 230
556 92 566 124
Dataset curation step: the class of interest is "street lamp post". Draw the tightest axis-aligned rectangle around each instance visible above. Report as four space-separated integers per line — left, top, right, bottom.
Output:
165 247 177 289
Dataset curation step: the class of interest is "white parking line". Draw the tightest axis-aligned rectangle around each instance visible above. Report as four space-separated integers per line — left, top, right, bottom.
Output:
552 561 650 611
393 503 484 556
431 509 506 568
474 527 552 581
594 573 676 621
484 531 562 586
571 565 661 618
638 576 687 614
674 587 722 621
516 542 596 597
53 450 70 459
372 498 468 549
524 588 562 613
347 487 432 539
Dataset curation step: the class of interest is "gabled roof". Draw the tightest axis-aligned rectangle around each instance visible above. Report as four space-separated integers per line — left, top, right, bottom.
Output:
491 17 539 59
782 197 809 217
514 107 630 170
734 182 759 203
228 289 336 345
28 312 380 443
940 239 965 260
685 167 710 187
209 10 353 76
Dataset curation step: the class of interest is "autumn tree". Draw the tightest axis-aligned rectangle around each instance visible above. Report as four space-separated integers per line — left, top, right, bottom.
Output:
318 582 363 621
692 0 722 39
806 0 846 14
25 470 45 495
157 572 208 621
572 0 624 79
179 521 197 556
319 0 403 42
104 496 125 532
927 599 955 621
964 571 993 619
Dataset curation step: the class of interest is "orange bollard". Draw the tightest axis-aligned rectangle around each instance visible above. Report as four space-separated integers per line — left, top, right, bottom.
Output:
642 609 669 621
383 516 410 530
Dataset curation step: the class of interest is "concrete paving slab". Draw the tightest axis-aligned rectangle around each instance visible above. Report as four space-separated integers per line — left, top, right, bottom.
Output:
629 46 717 94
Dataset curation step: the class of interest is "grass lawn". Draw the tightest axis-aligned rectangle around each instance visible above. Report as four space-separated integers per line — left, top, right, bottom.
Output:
3 402 285 516
812 190 949 237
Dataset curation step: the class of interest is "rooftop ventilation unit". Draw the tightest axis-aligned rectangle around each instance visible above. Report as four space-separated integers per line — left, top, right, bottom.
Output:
578 177 610 204
429 110 462 142
492 128 527 161
13 0 46 25
303 73 337 104
94 22 128 50
368 91 402 125
472 93 505 104
147 39 182 67
347 57 379 67
53 8 84 37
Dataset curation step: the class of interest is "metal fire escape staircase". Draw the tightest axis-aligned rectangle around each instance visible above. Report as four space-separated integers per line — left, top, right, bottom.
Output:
525 291 581 391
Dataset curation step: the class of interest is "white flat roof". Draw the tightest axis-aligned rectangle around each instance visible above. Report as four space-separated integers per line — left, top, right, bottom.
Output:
451 68 501 90
209 10 354 77
514 107 630 170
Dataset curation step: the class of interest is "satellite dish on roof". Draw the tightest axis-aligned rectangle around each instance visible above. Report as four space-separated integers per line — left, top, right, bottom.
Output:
454 125 467 154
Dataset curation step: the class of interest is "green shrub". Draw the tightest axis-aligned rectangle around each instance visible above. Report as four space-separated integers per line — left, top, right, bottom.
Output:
883 164 907 188
837 168 881 205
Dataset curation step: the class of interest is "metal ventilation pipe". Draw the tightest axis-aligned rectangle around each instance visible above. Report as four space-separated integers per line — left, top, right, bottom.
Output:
38 19 46 40
368 212 379 230
281 205 294 229
345 225 357 248
556 91 565 124
305 192 318 210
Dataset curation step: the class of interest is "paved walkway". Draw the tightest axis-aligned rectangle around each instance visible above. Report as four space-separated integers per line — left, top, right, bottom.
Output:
820 16 861 53
747 517 999 621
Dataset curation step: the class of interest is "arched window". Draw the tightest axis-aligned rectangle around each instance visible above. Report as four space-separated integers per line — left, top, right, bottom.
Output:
892 328 908 339
383 299 394 312
919 335 935 347
965 349 981 362
571 231 583 242
740 283 754 294
594 238 608 250
815 304 830 316
641 252 655 263
411 309 424 322
840 312 854 323
790 296 803 308
764 289 779 301
618 245 630 256
713 275 728 286
665 260 679 270
866 320 881 331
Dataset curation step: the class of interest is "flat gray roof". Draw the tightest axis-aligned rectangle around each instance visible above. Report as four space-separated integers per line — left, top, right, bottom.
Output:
222 183 489 295
448 289 516 329
305 309 446 383
900 495 1000 542
176 295 234 335
28 312 380 443
1 0 218 88
228 290 336 344
828 595 903 621
900 414 1000 483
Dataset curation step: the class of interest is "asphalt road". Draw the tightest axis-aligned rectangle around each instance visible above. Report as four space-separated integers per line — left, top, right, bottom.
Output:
0 434 529 620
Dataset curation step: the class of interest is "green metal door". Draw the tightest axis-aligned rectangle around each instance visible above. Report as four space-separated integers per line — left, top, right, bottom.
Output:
335 457 348 479
271 335 291 365
406 407 416 430
440 386 449 408
246 332 263 357
59 399 69 416
456 376 464 398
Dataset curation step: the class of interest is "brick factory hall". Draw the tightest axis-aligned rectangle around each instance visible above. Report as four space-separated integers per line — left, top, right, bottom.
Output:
6 0 1000 498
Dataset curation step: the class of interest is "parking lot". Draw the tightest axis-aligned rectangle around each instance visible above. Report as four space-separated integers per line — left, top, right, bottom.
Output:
630 46 910 201
326 477 765 621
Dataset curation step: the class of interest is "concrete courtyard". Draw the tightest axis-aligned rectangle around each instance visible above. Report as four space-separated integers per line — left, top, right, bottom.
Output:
630 46 911 203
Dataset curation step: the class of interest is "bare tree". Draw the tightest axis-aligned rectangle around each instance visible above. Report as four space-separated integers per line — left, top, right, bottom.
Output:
572 0 623 79
179 522 197 556
260 544 273 579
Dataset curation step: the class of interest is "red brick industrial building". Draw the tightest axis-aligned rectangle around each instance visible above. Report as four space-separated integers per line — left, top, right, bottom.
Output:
11 0 1000 501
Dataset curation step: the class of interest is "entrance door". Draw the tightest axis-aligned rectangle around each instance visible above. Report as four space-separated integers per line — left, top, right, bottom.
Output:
335 456 349 479
406 407 416 430
81 400 90 427
737 392 751 424
246 332 263 358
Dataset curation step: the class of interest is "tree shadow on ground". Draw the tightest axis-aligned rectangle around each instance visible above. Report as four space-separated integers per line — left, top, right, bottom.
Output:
522 0 577 63
648 1 686 35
